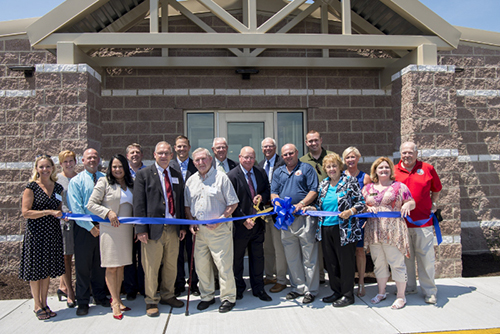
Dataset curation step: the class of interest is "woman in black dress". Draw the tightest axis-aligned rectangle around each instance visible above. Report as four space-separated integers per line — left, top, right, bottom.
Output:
19 155 65 320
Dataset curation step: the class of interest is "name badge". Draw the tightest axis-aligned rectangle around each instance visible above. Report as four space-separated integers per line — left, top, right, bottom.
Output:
55 193 62 201
208 187 218 194
171 177 179 184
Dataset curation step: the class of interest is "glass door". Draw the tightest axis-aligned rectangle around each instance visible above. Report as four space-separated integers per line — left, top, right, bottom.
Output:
219 112 274 162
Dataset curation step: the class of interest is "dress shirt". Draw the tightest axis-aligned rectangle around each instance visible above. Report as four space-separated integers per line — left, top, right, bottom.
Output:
67 169 105 231
240 164 257 191
263 154 277 183
155 162 176 219
177 157 189 181
184 167 239 221
129 163 146 179
215 158 229 173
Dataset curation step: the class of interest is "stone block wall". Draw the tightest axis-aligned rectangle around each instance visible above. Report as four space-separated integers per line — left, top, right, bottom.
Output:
440 44 500 254
0 36 102 274
391 65 462 277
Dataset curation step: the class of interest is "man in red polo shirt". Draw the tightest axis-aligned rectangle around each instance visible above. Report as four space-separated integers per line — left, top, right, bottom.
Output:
394 142 442 305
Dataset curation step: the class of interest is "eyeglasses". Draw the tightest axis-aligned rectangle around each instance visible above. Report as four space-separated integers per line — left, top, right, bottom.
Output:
156 151 172 156
282 152 295 157
36 154 51 159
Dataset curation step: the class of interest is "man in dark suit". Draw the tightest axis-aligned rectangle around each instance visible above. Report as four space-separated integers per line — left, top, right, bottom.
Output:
133 141 186 317
258 137 288 293
211 137 237 173
169 135 200 297
228 146 272 302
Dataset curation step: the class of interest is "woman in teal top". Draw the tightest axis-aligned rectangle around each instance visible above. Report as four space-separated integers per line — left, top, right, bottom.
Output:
306 153 365 307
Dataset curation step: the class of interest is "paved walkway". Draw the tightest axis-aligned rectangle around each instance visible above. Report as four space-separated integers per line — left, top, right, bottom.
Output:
1 276 499 334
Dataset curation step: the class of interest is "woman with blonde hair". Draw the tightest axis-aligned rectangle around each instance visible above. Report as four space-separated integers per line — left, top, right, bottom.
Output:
19 155 65 320
362 157 415 309
56 150 77 308
305 153 365 307
342 147 371 297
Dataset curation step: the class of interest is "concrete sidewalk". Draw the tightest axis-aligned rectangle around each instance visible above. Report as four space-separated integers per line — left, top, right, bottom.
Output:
1 276 499 334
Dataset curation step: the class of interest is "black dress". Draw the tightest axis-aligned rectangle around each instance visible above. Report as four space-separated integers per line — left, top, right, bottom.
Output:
19 182 65 281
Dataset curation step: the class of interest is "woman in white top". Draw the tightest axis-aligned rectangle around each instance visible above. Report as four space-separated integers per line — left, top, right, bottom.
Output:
88 154 134 320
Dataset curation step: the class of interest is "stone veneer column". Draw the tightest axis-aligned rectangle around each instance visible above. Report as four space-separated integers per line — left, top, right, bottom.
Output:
0 63 101 275
391 65 462 278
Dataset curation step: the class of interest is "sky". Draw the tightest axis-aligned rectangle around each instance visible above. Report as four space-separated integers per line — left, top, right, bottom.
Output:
0 0 499 33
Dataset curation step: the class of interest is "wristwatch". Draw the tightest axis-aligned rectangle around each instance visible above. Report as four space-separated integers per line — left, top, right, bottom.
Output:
299 200 305 206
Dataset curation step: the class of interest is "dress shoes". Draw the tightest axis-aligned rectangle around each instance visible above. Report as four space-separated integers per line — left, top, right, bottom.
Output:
146 304 160 317
236 292 244 300
425 294 437 304
263 278 277 285
254 290 272 302
126 292 137 301
174 286 186 297
333 296 355 308
160 297 184 308
95 298 111 308
269 283 287 293
286 291 303 300
76 304 89 316
322 292 342 303
190 285 201 296
219 300 235 313
197 299 215 311
302 293 315 304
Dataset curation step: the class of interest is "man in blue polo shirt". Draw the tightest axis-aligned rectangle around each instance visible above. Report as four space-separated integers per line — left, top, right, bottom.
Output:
271 143 319 304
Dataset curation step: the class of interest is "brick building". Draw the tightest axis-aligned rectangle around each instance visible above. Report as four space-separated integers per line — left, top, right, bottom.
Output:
1 0 499 277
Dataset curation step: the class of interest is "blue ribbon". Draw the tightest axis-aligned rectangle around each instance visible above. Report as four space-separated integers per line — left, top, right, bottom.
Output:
272 197 296 230
61 212 271 226
305 210 442 245
64 205 442 244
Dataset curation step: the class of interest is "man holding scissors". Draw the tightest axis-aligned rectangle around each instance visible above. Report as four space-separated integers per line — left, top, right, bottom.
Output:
227 146 272 302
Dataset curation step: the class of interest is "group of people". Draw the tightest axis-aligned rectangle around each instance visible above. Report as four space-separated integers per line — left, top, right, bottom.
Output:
19 130 442 321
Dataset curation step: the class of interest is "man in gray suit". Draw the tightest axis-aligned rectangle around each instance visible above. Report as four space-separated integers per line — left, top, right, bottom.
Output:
134 141 186 317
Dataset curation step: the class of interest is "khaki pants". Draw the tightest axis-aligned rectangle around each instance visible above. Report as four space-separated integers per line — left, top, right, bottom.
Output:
195 222 236 303
370 243 407 282
263 214 288 284
141 226 179 304
406 226 437 296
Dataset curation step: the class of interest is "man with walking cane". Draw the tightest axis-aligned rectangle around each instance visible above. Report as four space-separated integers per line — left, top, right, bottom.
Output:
184 148 239 313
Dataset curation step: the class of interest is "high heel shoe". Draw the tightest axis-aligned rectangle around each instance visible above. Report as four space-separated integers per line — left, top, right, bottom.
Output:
67 300 76 308
110 298 131 312
57 289 67 302
111 302 123 320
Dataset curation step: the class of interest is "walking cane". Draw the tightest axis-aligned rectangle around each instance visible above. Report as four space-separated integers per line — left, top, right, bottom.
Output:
185 230 197 316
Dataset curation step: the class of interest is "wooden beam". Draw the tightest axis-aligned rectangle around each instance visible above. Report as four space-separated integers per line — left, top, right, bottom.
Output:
196 0 249 33
101 1 149 32
167 0 243 57
257 0 307 33
342 0 352 35
94 56 395 68
250 1 321 57
56 41 102 73
321 3 329 58
161 0 168 57
37 33 453 50
380 43 437 87
150 0 159 33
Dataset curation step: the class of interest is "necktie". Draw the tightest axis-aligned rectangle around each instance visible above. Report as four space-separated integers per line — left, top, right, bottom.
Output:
163 170 175 217
247 171 256 213
264 160 270 178
93 173 97 185
217 161 226 173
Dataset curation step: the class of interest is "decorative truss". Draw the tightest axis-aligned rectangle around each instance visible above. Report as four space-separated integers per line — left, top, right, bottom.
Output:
27 0 461 86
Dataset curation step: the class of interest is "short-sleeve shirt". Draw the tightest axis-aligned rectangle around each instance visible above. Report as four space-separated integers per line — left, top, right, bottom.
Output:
394 160 442 228
184 167 239 221
271 161 318 205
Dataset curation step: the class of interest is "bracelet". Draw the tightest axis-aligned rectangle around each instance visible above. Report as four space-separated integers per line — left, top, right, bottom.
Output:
299 200 305 206
432 202 437 206
349 209 354 215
